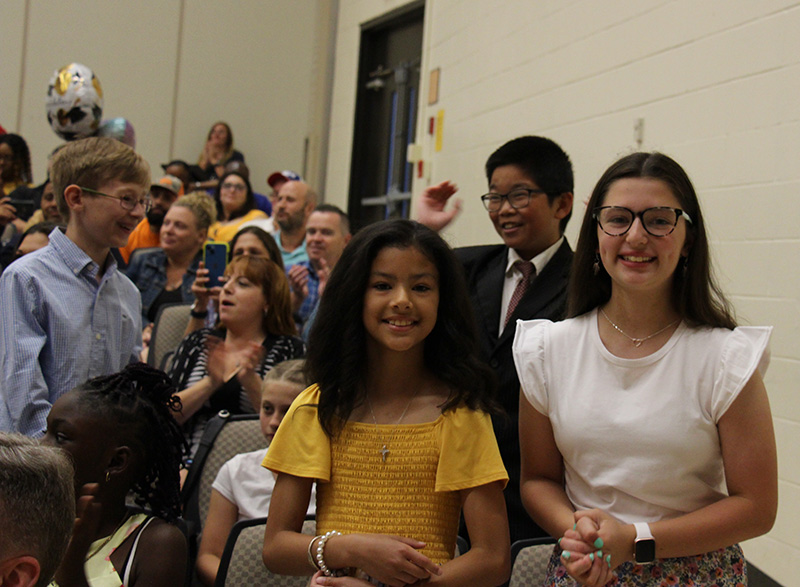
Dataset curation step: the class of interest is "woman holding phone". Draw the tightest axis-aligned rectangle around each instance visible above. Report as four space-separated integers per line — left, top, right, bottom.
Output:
169 255 304 457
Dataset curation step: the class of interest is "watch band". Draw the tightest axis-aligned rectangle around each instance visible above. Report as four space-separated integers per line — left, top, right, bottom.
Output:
634 522 654 541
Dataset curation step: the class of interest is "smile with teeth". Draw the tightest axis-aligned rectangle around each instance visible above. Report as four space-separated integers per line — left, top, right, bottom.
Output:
621 255 655 263
386 318 415 327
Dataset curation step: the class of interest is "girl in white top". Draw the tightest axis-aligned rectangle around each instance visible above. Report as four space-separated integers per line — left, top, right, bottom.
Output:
514 152 777 586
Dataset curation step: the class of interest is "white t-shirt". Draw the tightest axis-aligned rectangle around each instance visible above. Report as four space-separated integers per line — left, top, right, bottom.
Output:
512 309 771 524
212 448 316 521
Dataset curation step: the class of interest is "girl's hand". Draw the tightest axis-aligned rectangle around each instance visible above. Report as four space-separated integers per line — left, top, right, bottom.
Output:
54 483 103 585
573 509 634 571
342 534 441 587
310 570 372 587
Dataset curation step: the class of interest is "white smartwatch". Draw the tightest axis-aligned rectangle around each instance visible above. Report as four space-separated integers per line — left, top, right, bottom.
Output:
633 522 656 564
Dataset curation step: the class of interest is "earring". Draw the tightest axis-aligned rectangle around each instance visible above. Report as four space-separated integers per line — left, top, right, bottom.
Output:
593 253 601 276
105 470 111 483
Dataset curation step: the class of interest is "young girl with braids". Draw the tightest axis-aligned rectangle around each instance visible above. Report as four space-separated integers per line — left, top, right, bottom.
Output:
263 219 511 587
43 363 188 587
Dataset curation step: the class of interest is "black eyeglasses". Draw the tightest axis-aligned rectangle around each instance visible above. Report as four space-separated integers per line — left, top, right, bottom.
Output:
480 188 548 212
593 206 692 237
80 187 152 213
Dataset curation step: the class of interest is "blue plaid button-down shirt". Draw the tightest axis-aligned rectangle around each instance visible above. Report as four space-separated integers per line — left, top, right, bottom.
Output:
0 228 142 436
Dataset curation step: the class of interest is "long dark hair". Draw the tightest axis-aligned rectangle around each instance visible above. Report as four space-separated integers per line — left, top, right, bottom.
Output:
0 133 33 184
214 170 254 221
569 152 735 329
307 219 497 436
73 363 187 521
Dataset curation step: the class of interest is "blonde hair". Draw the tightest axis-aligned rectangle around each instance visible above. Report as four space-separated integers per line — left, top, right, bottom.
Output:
263 359 307 388
172 191 218 230
50 136 150 221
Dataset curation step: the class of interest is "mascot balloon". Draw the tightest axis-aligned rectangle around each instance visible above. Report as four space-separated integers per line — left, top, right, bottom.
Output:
45 63 135 147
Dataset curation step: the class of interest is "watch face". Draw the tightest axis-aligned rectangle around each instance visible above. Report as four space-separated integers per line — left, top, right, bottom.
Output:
635 538 656 564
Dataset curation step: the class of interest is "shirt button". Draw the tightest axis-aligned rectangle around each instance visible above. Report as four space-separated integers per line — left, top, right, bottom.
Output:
95 333 102 340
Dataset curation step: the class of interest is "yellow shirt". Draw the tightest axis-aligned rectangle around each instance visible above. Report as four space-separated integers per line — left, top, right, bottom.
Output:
208 209 268 243
263 385 508 564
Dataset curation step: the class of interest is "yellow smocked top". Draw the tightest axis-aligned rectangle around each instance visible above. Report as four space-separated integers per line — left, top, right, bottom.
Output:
263 385 508 564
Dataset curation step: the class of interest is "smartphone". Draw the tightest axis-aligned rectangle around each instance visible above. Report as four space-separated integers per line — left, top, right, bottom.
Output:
8 199 36 220
203 242 229 289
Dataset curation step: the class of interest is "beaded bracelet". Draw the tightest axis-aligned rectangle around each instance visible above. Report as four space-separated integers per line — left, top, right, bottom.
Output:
307 535 323 571
315 530 347 577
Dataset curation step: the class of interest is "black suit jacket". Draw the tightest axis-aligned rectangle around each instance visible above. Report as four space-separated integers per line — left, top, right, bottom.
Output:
456 240 572 543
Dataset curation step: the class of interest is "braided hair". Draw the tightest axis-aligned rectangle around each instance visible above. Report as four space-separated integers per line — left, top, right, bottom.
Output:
74 363 187 522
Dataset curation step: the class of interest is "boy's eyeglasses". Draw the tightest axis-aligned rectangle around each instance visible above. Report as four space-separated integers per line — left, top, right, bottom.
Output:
593 206 692 237
480 188 548 212
79 187 152 214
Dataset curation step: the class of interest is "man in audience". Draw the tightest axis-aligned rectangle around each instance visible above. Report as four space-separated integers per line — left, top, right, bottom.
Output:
118 174 183 264
266 169 301 209
273 180 316 267
287 204 351 332
417 135 574 542
0 136 147 436
0 432 75 587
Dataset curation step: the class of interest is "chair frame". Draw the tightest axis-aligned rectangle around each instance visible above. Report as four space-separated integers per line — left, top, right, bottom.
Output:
215 515 316 587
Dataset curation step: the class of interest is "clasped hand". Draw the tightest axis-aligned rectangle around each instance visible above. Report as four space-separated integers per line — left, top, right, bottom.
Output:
206 336 264 389
557 510 632 587
309 534 441 587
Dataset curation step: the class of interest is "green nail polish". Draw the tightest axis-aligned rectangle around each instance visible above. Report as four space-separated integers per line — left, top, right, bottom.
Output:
561 550 571 560
573 523 577 530
557 537 562 545
589 553 594 561
596 550 603 558
606 554 611 567
594 537 604 549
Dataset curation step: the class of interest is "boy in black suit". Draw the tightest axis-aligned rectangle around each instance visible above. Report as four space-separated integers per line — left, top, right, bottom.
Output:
418 136 574 543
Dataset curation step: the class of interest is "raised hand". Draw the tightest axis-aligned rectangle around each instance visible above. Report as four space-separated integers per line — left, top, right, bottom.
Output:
415 180 462 232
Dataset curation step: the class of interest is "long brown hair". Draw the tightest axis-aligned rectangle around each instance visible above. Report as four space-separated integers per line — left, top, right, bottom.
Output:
224 256 297 336
569 152 735 329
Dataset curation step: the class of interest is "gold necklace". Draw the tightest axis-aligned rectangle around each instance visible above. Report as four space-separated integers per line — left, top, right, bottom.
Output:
600 308 679 348
366 390 419 463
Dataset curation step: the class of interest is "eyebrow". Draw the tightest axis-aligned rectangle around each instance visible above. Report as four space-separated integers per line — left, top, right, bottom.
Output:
370 271 438 280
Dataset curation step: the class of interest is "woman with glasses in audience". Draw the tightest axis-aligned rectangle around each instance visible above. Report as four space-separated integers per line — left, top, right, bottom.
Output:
515 152 776 586
207 171 267 243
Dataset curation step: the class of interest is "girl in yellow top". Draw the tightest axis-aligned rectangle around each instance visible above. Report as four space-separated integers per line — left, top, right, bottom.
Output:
263 219 510 587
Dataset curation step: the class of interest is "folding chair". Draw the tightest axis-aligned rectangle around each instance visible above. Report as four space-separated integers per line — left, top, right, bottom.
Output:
181 413 267 543
509 536 558 587
215 517 316 586
148 301 193 370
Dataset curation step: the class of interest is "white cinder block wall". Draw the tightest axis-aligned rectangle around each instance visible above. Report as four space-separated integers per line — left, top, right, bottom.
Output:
325 1 800 584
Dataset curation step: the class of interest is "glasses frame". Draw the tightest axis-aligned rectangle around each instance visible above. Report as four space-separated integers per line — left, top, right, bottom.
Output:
220 181 247 192
480 188 549 212
79 186 152 214
593 206 692 237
